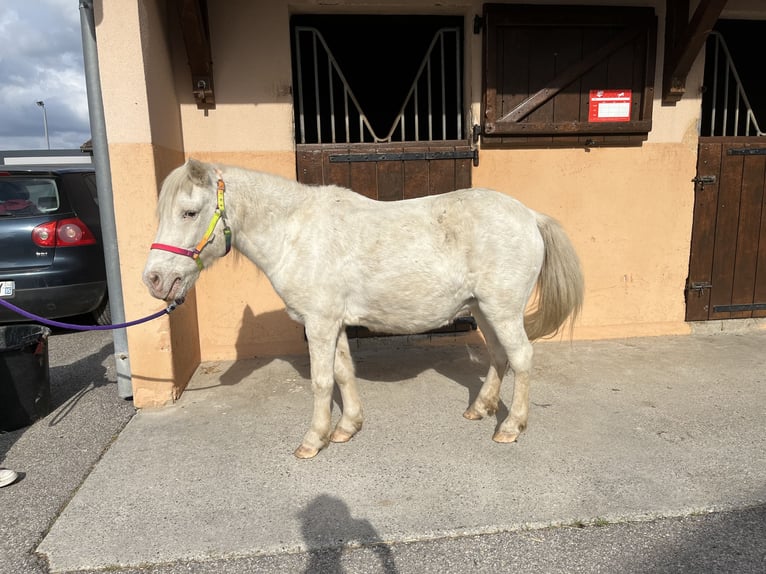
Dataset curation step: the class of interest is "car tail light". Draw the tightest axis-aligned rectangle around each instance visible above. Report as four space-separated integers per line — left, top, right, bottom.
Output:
32 218 97 247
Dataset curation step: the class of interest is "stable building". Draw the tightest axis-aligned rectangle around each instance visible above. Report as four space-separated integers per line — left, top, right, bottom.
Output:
91 1 766 407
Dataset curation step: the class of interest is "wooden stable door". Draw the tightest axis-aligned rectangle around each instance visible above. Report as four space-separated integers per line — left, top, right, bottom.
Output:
296 141 473 200
686 139 766 321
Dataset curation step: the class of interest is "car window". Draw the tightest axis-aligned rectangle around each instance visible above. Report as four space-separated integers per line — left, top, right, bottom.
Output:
0 178 59 215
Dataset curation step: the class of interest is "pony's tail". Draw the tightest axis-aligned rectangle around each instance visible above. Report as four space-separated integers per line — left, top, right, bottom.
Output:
524 213 584 341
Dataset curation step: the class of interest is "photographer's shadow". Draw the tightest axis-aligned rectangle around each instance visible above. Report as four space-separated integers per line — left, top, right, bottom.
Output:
299 494 398 574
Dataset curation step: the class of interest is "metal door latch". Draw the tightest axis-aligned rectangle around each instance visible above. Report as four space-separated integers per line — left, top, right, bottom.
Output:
688 281 712 296
691 175 716 190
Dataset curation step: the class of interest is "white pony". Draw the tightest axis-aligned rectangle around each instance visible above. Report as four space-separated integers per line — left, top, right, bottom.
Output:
143 159 584 458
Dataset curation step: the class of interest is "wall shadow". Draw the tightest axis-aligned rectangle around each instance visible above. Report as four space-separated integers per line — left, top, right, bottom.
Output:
299 494 398 574
218 306 310 386
214 304 512 432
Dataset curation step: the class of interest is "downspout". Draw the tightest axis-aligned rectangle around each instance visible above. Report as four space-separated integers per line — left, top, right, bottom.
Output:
79 0 133 399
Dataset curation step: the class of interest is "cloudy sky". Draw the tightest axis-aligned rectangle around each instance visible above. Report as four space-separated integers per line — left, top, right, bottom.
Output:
0 0 90 150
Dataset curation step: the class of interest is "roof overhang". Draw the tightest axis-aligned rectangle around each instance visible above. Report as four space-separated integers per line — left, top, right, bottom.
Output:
175 0 731 109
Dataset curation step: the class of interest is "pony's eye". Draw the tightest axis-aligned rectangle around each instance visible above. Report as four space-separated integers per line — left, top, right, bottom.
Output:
183 210 198 219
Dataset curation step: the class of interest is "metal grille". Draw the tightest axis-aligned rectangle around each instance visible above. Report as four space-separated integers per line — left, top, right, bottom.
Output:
293 26 463 144
705 32 764 137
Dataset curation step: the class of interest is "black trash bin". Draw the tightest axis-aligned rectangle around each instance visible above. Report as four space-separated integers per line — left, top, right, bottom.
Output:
0 324 52 432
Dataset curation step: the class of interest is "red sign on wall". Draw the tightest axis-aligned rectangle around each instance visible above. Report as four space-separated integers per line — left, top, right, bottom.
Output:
588 90 632 122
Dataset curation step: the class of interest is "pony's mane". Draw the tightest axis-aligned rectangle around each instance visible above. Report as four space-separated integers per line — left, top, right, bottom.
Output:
156 160 344 221
156 162 198 216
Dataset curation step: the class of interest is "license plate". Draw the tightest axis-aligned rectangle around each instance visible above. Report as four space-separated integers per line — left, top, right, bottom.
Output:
0 280 15 298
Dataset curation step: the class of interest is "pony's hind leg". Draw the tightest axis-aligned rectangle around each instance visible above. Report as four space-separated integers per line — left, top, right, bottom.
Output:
468 302 534 443
295 321 341 459
464 309 508 420
330 330 364 443
491 318 534 443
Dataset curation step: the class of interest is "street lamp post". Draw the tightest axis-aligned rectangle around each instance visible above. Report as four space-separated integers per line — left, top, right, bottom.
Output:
35 100 50 149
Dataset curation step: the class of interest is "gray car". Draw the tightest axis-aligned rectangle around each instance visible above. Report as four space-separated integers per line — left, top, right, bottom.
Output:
0 164 110 325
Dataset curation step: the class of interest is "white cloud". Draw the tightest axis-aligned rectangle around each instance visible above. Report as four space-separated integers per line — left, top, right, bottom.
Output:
0 0 90 150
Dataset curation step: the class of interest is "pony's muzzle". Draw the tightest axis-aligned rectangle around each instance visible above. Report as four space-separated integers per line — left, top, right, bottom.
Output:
143 270 164 299
143 270 181 302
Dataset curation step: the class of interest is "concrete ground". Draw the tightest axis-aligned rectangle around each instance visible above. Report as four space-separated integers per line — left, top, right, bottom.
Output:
2 325 765 573
0 328 134 574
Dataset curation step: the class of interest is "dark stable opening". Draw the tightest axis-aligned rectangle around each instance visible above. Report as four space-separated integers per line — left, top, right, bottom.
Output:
701 20 766 137
290 15 464 144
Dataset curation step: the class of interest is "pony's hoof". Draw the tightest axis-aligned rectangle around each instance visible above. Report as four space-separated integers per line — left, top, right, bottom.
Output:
463 408 484 421
294 444 320 459
330 428 356 443
464 401 498 420
492 430 520 443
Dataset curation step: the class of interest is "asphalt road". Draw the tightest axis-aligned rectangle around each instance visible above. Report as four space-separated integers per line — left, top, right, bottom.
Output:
1 327 765 573
1 327 133 574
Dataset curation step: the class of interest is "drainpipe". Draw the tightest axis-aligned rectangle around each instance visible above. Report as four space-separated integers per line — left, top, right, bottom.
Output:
79 0 133 399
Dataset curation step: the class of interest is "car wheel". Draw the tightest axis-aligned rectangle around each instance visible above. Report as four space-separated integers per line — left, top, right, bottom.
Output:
92 297 111 326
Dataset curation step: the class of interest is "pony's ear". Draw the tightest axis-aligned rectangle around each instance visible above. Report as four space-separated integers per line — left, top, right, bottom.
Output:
186 158 211 187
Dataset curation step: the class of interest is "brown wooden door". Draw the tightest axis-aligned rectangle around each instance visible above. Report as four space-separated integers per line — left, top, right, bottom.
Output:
686 138 766 321
296 141 473 199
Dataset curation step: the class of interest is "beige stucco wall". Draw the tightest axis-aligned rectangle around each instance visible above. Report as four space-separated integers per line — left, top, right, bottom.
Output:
95 0 763 406
474 143 698 339
96 1 198 405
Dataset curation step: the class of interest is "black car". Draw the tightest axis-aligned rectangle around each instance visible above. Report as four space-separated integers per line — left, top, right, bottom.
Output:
0 164 110 325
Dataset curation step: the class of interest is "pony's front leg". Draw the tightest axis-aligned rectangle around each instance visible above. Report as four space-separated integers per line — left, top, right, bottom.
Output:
330 330 363 443
295 322 340 459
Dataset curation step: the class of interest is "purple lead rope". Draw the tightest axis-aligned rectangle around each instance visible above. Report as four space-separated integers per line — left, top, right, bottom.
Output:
0 297 184 331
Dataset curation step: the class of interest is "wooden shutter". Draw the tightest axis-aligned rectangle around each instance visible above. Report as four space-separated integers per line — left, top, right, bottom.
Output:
482 4 657 147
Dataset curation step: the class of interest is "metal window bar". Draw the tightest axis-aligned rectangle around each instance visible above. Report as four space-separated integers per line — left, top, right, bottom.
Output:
295 32 306 142
427 55 433 140
293 26 463 144
708 32 764 137
441 33 447 139
328 45 335 144
312 33 321 142
456 30 462 140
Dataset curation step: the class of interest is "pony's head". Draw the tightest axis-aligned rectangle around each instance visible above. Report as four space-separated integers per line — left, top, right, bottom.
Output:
143 158 231 302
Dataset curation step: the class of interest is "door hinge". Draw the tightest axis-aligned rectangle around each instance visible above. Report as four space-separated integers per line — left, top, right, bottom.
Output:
328 150 477 163
727 148 766 156
714 303 766 313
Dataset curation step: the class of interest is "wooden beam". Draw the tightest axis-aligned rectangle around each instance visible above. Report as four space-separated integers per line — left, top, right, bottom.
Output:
178 0 215 110
662 0 728 105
